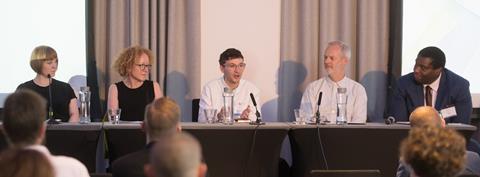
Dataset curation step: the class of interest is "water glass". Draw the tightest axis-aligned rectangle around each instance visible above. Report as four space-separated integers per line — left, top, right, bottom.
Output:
108 108 121 124
294 109 306 125
204 109 217 124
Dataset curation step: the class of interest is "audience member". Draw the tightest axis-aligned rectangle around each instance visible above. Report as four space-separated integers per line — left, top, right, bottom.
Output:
0 148 54 177
400 126 466 177
396 106 480 177
144 133 207 177
112 97 181 177
2 89 89 177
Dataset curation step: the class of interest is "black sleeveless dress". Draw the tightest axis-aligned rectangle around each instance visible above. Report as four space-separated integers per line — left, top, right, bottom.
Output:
17 79 76 122
115 80 154 121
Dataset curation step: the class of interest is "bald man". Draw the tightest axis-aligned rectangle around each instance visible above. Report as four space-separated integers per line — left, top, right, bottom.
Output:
408 106 445 128
396 106 480 177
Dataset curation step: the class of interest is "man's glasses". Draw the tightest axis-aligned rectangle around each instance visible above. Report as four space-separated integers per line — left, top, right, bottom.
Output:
135 64 152 70
223 63 246 70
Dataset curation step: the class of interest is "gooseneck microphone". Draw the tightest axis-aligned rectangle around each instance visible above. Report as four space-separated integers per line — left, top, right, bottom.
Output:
47 74 60 124
249 93 265 125
315 92 323 124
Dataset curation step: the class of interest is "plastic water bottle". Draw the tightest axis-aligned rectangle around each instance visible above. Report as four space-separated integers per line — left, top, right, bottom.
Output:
79 86 91 124
223 87 234 125
336 87 347 125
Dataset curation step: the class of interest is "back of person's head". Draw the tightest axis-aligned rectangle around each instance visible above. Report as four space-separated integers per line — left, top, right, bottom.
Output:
146 132 206 177
144 97 181 138
219 48 244 66
0 148 54 177
409 106 445 128
400 126 466 177
2 90 46 147
417 46 446 69
327 40 351 59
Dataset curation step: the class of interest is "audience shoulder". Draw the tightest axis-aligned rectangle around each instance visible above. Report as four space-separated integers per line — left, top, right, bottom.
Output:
51 155 90 177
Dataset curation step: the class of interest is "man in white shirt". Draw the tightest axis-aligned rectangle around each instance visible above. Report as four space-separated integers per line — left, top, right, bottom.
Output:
300 41 367 123
199 48 260 122
2 89 90 177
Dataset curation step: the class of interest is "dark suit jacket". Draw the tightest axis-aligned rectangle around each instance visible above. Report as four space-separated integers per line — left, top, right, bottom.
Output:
389 69 472 124
111 142 154 177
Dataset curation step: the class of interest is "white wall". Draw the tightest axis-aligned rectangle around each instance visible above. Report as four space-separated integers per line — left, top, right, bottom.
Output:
201 0 281 117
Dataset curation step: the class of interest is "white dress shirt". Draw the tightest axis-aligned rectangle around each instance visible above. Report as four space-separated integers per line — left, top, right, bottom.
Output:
199 77 260 122
27 145 90 177
300 76 368 123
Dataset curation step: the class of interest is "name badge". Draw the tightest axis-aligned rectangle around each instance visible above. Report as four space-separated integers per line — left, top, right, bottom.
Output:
440 106 457 119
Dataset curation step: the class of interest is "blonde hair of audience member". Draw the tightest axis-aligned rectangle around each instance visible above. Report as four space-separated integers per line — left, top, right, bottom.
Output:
143 97 182 143
409 106 445 128
0 148 54 177
144 133 207 177
400 126 466 177
2 90 47 148
28 45 79 122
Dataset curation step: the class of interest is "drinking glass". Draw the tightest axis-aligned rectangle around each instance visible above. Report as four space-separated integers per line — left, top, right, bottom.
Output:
108 108 121 124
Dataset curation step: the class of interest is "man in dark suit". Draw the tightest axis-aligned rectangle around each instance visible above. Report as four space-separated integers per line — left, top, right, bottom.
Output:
112 97 181 177
389 46 472 124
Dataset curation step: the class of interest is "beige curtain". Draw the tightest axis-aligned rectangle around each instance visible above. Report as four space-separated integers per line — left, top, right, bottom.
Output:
280 0 390 122
92 0 200 121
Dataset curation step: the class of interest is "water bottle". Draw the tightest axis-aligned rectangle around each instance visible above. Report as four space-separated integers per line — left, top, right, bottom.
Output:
223 87 234 125
336 87 347 125
79 86 91 124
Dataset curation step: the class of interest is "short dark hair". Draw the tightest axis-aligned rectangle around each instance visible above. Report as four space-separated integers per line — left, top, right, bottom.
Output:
2 90 47 147
417 46 446 69
219 48 244 65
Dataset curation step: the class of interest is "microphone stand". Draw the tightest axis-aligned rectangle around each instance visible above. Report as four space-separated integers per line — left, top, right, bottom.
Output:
249 93 265 125
249 107 265 125
46 75 60 124
316 92 326 124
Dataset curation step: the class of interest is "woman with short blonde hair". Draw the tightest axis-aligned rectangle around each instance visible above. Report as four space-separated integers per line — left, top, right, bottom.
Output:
17 45 79 122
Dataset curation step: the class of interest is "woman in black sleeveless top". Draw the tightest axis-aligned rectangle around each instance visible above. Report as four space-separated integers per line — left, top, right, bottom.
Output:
108 46 163 121
17 45 79 122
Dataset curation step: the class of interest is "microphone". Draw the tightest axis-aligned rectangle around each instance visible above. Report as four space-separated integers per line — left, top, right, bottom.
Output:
315 92 323 124
385 116 395 125
47 74 60 124
249 93 265 125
